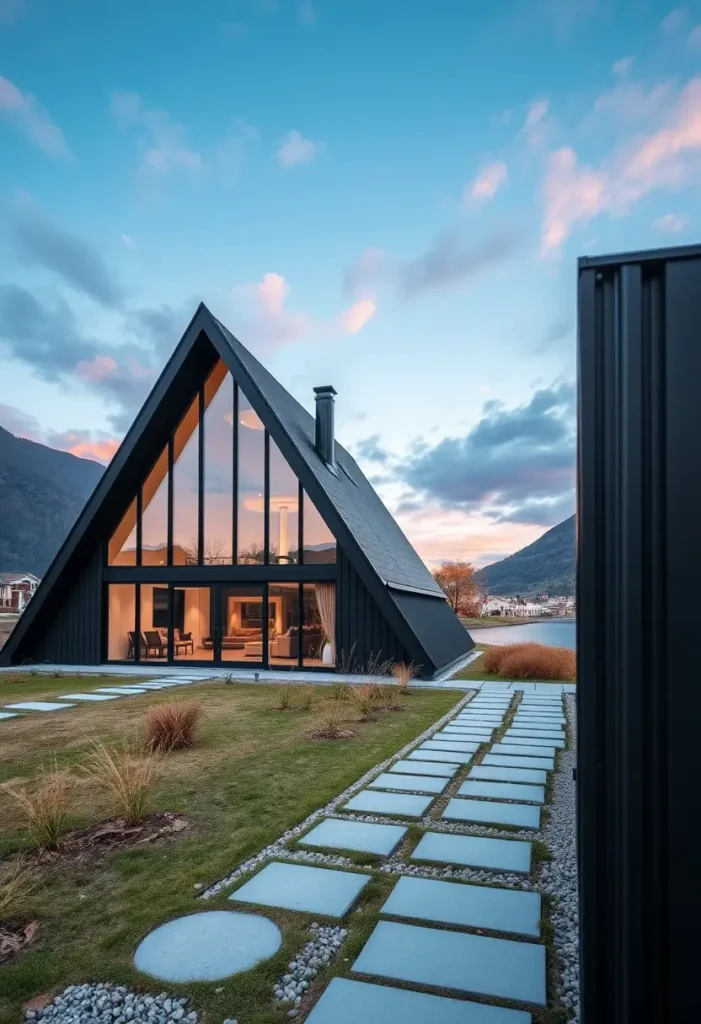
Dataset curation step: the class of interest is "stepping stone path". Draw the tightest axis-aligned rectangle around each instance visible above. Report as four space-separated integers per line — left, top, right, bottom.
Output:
5 700 76 712
215 687 566 1018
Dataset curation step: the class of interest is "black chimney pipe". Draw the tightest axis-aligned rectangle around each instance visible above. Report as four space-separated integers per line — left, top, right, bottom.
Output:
313 386 337 468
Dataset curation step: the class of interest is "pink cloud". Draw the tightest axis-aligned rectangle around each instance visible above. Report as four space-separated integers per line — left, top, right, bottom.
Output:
340 298 376 334
64 438 120 463
465 161 508 203
542 77 701 253
233 272 311 345
276 129 322 168
0 75 74 160
76 355 118 382
255 272 289 316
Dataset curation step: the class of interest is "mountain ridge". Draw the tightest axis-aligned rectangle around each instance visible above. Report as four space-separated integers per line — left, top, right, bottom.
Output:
474 515 575 597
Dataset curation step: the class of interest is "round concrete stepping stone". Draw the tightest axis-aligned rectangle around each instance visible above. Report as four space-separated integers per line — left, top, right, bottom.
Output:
133 910 281 981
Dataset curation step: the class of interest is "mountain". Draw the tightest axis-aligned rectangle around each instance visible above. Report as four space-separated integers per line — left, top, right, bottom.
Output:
475 515 576 597
0 425 104 576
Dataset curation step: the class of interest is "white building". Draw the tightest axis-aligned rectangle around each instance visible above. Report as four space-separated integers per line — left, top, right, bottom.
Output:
0 573 41 612
482 597 550 618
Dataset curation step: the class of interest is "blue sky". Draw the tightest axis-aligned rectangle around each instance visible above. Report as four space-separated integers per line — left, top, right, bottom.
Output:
1 0 701 567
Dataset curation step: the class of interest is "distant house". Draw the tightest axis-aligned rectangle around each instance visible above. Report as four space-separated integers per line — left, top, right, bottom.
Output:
482 597 550 618
0 573 41 612
1 304 474 678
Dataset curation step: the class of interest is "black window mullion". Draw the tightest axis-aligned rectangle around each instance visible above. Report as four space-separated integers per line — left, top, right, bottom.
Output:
264 431 270 565
167 583 175 665
298 581 303 670
233 383 238 565
198 388 204 565
298 481 304 565
136 489 143 567
262 582 269 667
135 584 141 662
167 437 174 565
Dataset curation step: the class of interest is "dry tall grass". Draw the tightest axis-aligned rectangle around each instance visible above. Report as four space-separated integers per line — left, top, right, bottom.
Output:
145 702 204 751
5 762 74 849
81 741 158 826
391 662 418 693
481 642 575 681
272 683 292 710
297 685 316 710
310 700 355 739
352 684 377 720
0 858 36 920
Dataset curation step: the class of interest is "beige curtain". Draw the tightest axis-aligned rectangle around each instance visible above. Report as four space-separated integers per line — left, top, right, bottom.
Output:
314 584 336 658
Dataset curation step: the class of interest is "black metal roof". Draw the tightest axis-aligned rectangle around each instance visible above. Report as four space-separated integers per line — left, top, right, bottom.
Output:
210 313 445 599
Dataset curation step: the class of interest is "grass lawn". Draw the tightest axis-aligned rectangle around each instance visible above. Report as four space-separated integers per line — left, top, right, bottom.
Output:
454 644 576 685
0 678 461 1024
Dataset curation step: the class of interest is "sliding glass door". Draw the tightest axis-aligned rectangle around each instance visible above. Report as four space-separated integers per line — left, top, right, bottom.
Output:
216 584 265 666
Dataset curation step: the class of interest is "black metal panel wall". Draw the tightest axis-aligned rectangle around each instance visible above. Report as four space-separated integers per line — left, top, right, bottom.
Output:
389 589 474 677
9 546 103 665
577 246 701 1024
336 549 410 671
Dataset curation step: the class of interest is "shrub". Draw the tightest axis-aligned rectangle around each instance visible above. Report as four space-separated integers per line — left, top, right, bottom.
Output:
391 662 418 692
81 741 158 826
331 681 351 702
375 683 407 711
6 761 74 849
298 684 316 710
272 683 292 710
145 702 204 752
352 684 377 720
0 857 36 921
221 672 236 685
482 642 575 681
311 700 355 739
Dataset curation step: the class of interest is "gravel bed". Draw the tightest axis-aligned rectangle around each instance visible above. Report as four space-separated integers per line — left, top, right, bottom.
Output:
537 693 579 1021
24 985 198 1024
201 692 475 897
272 924 347 1016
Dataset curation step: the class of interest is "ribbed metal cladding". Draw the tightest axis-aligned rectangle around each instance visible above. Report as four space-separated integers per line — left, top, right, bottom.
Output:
577 247 701 1024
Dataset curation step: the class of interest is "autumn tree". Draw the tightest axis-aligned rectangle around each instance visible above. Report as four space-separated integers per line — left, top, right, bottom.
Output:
432 560 480 615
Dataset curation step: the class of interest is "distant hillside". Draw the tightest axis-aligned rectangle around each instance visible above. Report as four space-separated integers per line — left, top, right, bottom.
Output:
475 515 575 597
0 425 104 575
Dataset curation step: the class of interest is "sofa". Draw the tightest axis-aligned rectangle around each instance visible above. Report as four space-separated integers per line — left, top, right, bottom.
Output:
270 625 325 660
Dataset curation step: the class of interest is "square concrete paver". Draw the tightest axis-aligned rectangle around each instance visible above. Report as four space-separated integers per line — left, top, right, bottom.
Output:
299 818 406 856
59 693 121 702
5 701 76 712
492 743 557 758
352 920 546 1005
469 764 547 785
369 772 447 795
0 711 20 719
409 748 474 764
411 831 532 873
442 798 540 829
503 735 564 749
438 730 492 741
381 875 541 938
458 780 545 804
230 861 370 917
343 790 433 817
305 978 532 1024
483 753 554 771
94 687 150 695
390 760 458 778
421 739 479 753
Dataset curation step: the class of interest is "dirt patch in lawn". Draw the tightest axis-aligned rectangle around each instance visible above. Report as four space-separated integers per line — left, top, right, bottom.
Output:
0 919 38 966
36 812 188 867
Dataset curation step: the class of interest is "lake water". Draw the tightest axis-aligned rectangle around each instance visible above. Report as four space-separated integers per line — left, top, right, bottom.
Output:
469 619 576 650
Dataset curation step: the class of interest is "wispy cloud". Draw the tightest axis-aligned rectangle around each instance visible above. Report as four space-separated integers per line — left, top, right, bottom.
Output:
339 298 376 334
0 75 74 160
465 161 508 204
112 91 204 177
0 402 120 465
276 129 323 168
612 55 635 77
654 212 689 233
298 2 315 25
0 0 24 22
542 77 701 253
661 8 686 33
519 99 551 149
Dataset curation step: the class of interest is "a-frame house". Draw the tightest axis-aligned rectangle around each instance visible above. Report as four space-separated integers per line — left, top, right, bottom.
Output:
1 305 474 678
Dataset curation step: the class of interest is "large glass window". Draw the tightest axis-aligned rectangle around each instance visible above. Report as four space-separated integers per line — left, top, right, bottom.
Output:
237 392 265 563
173 586 212 661
108 500 137 566
141 448 168 565
219 584 266 663
269 441 299 564
173 396 200 565
107 584 135 660
303 583 335 667
303 491 336 563
139 584 169 659
269 583 300 668
203 362 233 564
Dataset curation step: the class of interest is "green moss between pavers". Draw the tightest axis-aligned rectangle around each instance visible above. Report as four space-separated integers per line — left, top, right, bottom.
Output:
0 682 460 1024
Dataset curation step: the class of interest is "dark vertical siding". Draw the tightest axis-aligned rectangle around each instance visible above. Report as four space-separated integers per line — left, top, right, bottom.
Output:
10 546 102 665
336 549 409 670
577 248 701 1024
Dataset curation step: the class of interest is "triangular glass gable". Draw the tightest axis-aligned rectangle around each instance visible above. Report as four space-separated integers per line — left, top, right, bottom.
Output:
107 357 336 566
